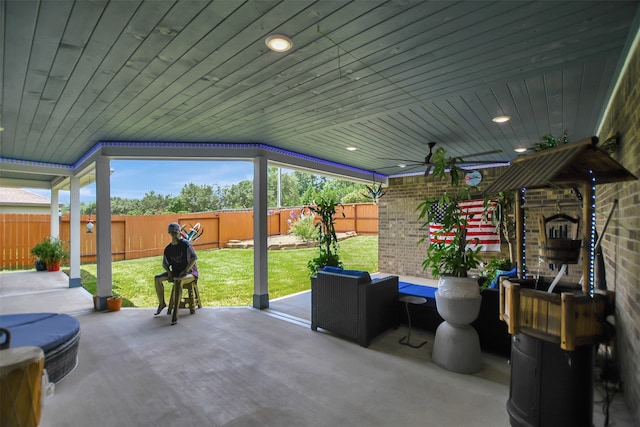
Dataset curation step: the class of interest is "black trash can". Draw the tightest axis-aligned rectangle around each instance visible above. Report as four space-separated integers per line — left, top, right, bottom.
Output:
507 333 595 427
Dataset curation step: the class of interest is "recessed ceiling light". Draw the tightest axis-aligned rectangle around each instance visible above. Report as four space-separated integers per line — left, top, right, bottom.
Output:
514 147 528 153
265 34 293 52
492 115 511 123
346 146 357 151
0 127 4 132
398 164 406 168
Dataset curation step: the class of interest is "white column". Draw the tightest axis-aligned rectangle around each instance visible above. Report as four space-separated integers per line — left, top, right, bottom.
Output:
50 189 60 238
95 156 113 310
68 175 82 288
253 156 269 308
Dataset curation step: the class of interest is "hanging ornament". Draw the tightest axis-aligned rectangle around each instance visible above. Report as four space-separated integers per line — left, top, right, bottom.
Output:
361 174 388 204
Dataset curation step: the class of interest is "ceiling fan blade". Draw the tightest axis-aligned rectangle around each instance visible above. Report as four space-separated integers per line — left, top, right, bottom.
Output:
424 164 432 176
385 158 425 163
460 149 502 159
457 159 508 164
393 165 424 174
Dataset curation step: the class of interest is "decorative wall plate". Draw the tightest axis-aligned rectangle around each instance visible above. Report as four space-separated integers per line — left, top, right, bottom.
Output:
464 170 482 186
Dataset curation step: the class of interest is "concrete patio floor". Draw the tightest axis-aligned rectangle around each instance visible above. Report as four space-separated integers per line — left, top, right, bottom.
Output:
0 271 634 426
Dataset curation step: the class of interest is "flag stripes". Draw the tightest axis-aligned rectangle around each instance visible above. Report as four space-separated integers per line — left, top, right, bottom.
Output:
429 199 501 252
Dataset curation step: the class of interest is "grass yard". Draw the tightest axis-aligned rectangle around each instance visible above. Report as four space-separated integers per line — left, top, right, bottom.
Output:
79 235 378 308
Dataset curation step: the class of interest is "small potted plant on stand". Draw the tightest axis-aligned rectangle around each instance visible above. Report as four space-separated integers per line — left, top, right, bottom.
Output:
417 147 484 374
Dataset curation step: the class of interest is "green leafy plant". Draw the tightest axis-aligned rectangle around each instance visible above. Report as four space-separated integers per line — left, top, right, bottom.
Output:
481 257 513 289
483 190 517 264
306 197 345 275
532 130 569 151
30 236 69 269
417 147 482 278
289 211 319 242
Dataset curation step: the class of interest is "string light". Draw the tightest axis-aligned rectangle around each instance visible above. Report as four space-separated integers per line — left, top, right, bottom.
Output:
521 187 527 277
589 171 596 294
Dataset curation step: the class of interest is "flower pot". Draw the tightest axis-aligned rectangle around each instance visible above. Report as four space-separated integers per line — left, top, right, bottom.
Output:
34 260 47 271
46 260 60 271
107 297 122 312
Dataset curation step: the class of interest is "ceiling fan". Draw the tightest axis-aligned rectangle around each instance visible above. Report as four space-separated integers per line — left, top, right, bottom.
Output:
387 142 505 176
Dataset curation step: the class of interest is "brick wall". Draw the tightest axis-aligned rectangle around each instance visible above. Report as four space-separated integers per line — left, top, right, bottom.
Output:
379 167 510 277
380 40 639 423
597 40 640 421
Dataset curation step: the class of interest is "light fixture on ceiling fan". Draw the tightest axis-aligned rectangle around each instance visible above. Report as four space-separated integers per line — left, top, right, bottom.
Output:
386 142 506 176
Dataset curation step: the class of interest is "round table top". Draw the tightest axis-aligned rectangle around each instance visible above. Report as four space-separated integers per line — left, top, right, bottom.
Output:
399 295 427 305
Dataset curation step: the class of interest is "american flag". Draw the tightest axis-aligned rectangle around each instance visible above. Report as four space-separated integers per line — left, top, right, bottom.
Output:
429 199 501 252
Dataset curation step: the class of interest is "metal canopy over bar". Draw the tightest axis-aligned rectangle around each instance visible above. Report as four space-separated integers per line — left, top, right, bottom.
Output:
483 137 637 196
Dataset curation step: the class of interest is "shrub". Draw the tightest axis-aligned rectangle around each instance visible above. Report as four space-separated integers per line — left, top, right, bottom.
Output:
289 213 319 242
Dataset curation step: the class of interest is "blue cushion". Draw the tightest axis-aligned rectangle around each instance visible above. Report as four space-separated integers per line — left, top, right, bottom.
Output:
0 313 80 353
398 284 437 299
398 281 412 290
0 312 57 328
489 267 518 289
320 266 344 273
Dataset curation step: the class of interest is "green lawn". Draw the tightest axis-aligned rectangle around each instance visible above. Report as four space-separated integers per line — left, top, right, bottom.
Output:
79 235 378 308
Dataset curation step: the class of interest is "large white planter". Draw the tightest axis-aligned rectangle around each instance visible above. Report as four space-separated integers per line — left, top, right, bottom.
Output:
432 276 483 374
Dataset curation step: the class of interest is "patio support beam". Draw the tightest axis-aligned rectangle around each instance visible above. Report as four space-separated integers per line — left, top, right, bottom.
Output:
50 189 59 238
69 175 82 288
253 155 269 309
95 156 113 310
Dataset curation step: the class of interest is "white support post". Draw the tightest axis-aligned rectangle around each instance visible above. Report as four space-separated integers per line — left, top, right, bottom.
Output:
253 156 269 308
95 156 113 310
68 175 82 288
50 189 60 238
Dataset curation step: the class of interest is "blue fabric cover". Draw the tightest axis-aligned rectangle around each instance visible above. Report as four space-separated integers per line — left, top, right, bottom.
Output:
489 267 518 289
0 312 57 328
398 283 437 299
398 282 412 290
320 266 344 273
0 313 80 353
340 270 370 280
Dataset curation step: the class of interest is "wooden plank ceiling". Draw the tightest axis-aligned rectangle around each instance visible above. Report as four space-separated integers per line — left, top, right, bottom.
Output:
1 0 638 186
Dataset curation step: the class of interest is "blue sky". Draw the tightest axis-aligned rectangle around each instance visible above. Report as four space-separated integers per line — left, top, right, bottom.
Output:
30 159 256 204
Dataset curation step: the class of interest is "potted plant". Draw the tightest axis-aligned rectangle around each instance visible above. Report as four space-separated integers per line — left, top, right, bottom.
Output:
416 147 484 374
480 257 514 290
107 293 122 312
307 196 345 276
30 236 69 271
482 190 517 266
417 147 482 279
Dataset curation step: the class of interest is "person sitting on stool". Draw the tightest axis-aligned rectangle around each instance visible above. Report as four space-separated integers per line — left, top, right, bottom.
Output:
154 222 199 325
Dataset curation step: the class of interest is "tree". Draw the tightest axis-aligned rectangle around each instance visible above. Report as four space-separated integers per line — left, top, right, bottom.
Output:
111 197 139 215
267 167 301 207
294 171 327 196
222 180 253 209
178 183 221 212
138 191 172 214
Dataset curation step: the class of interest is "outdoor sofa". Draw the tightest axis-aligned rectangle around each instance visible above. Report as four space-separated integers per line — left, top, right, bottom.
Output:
397 271 517 357
311 268 399 347
0 312 80 383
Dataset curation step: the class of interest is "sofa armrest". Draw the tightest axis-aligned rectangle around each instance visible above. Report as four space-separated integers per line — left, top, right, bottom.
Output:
357 275 399 347
311 272 400 347
312 272 361 339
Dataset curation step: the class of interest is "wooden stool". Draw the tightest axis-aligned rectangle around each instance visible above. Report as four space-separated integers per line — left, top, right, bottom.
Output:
0 329 45 427
168 279 202 315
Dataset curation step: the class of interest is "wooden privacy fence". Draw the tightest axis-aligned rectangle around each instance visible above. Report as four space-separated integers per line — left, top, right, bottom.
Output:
1 203 378 270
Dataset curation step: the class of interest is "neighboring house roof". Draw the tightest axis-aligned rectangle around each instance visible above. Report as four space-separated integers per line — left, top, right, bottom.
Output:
0 187 50 206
